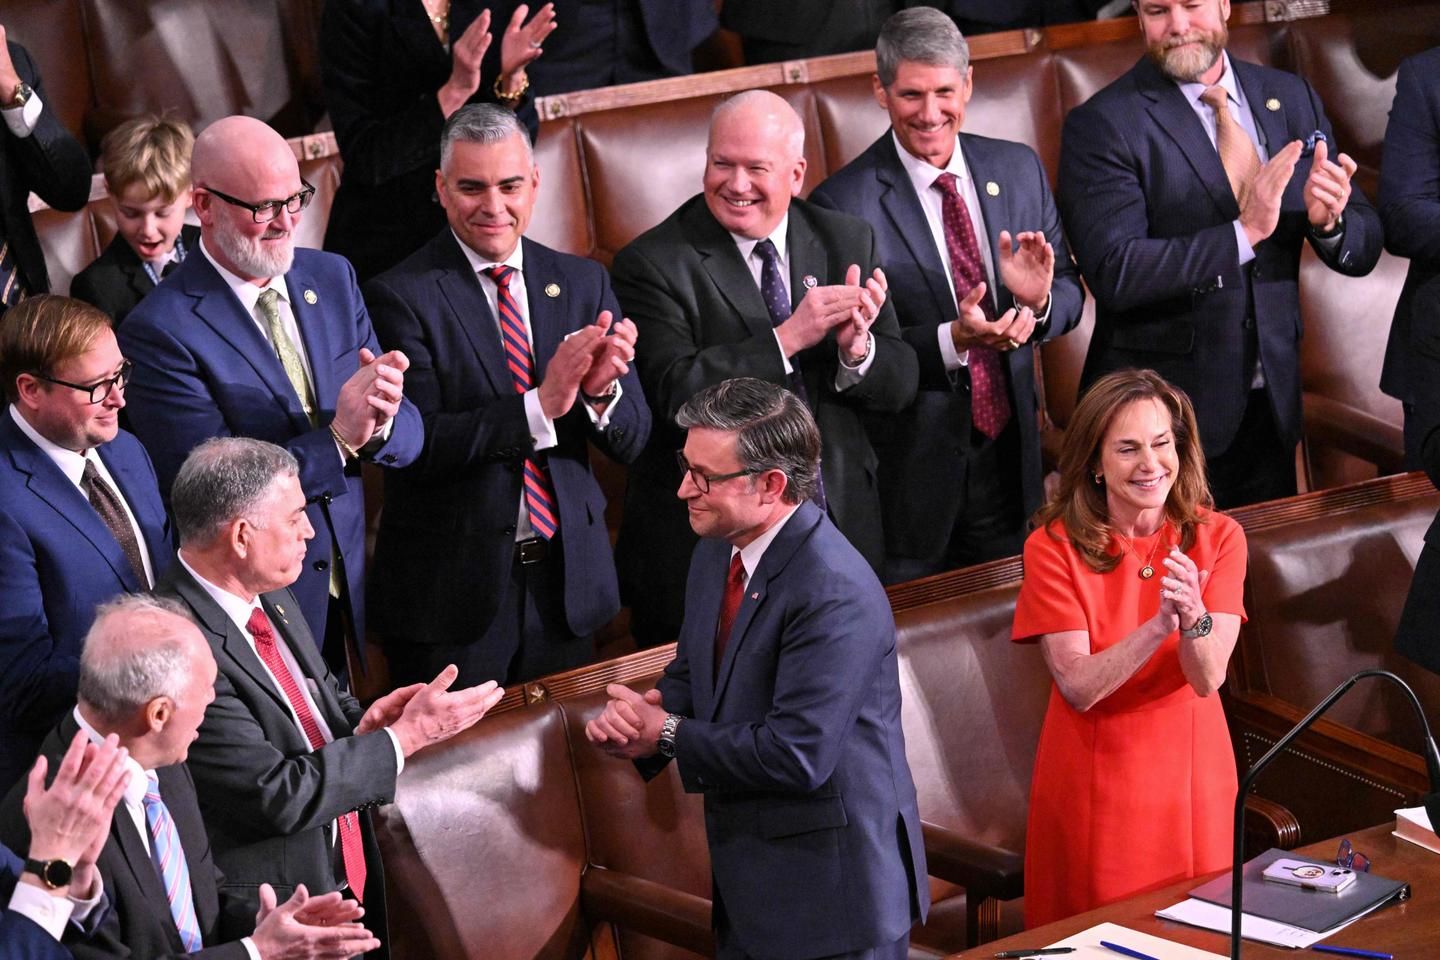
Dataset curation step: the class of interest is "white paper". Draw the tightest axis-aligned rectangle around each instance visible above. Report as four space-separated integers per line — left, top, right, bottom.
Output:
1153 895 1393 949
1043 920 1229 959
1396 806 1434 831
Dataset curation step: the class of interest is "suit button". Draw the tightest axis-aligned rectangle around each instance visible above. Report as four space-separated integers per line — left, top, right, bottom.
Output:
314 560 329 571
613 429 625 440
503 524 517 535
1242 317 1256 330
381 454 396 464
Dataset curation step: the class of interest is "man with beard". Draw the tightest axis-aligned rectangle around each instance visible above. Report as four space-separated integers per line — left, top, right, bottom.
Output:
1059 0 1381 507
119 116 423 676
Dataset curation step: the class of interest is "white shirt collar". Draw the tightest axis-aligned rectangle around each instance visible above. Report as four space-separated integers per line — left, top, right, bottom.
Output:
177 550 264 637
1178 51 1242 107
891 129 970 196
73 706 150 810
453 232 525 277
198 235 291 315
8 404 96 484
732 503 802 582
730 214 790 268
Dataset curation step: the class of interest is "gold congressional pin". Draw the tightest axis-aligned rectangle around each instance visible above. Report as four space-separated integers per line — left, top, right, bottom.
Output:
802 274 818 289
985 181 1000 197
1265 98 1281 112
544 282 561 298
303 289 317 304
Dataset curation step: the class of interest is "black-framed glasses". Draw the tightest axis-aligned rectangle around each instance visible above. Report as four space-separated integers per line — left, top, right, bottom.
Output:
676 452 758 494
33 360 132 404
1337 837 1371 873
202 179 316 223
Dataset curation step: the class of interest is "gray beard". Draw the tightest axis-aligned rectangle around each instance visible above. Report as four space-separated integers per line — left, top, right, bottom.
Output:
211 213 295 279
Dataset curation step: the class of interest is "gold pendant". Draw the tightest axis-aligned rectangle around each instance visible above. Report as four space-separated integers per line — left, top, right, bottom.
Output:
1140 564 1155 580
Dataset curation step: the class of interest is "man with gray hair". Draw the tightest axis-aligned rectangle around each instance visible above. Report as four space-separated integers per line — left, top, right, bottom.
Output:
811 6 1084 582
154 437 505 953
587 378 928 960
365 103 650 687
0 593 381 959
613 88 917 648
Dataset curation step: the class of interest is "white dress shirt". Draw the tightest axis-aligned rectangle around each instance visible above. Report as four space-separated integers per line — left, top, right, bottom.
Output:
729 503 802 586
0 87 42 138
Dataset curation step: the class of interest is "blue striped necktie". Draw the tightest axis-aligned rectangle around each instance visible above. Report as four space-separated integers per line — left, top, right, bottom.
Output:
142 771 203 952
487 265 560 539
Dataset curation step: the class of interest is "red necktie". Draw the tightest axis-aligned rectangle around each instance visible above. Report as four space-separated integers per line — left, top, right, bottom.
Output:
934 172 1012 439
487 265 560 540
245 608 368 902
713 553 746 679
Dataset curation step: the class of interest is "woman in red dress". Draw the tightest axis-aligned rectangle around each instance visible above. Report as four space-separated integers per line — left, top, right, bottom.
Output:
1012 369 1247 927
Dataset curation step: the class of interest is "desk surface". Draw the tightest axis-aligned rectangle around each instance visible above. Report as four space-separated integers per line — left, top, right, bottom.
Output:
954 824 1437 958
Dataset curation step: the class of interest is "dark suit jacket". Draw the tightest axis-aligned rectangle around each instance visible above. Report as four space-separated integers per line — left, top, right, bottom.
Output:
70 225 201 327
365 232 650 664
0 41 90 299
612 195 918 642
0 415 171 789
0 715 247 960
642 502 928 958
154 562 394 947
319 0 539 282
0 842 71 960
811 131 1084 557
1393 276 1440 673
119 247 424 649
1060 55 1382 455
526 0 717 92
1379 47 1440 429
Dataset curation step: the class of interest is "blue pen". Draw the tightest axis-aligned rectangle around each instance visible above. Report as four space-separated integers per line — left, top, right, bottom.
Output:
1099 941 1160 960
1311 946 1393 960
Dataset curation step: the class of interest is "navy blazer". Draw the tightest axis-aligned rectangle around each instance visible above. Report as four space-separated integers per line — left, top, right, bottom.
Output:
71 225 202 328
645 502 928 957
0 842 71 960
1379 47 1440 432
0 416 171 789
364 231 650 661
1061 55 1382 455
118 247 424 649
811 131 1083 555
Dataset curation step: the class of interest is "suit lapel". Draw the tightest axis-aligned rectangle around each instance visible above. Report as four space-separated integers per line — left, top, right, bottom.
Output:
261 591 349 733
1234 59 1288 161
96 441 168 577
110 235 156 305
690 204 775 341
521 238 565 377
1136 58 1238 218
286 262 338 416
435 234 511 395
876 135 959 316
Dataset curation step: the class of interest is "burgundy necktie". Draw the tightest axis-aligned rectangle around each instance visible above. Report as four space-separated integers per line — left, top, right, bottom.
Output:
713 553 746 679
246 608 368 901
934 172 1012 439
487 265 561 539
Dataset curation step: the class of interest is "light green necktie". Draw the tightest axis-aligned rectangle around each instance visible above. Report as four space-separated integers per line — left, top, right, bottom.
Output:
257 288 317 426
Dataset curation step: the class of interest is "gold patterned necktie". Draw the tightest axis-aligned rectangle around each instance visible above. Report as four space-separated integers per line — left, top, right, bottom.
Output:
256 288 317 426
1199 85 1261 207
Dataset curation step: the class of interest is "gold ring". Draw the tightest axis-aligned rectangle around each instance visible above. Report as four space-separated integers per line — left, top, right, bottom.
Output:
1006 338 1021 350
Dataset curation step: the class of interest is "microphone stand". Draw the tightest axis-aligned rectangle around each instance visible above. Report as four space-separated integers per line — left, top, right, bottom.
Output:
1230 669 1440 958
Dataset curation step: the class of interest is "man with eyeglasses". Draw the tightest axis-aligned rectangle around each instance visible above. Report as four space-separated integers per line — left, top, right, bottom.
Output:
120 115 423 680
0 295 171 791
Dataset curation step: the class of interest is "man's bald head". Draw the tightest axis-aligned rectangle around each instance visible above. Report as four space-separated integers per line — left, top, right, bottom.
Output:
191 116 305 282
703 90 808 240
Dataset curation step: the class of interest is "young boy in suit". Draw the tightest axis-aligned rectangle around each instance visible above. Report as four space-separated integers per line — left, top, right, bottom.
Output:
70 115 198 326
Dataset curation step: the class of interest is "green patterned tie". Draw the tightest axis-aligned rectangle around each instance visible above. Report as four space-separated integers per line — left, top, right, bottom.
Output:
256 288 317 426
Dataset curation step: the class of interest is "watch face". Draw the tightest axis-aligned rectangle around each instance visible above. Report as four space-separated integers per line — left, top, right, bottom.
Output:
26 858 73 888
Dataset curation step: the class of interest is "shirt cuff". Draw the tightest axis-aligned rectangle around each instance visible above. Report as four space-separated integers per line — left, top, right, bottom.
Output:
771 329 795 375
383 726 405 775
2 93 42 138
241 936 262 960
938 323 968 371
1232 219 1257 266
581 381 623 430
7 878 74 942
833 333 875 391
523 389 559 451
1311 227 1344 251
67 874 104 931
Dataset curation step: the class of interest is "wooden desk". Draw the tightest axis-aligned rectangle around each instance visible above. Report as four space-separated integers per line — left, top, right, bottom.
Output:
954 824 1437 958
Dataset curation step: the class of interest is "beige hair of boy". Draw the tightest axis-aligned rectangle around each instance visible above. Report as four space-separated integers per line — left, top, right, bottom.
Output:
100 114 195 202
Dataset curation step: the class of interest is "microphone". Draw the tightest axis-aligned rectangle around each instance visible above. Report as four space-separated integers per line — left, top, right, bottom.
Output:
1230 669 1440 958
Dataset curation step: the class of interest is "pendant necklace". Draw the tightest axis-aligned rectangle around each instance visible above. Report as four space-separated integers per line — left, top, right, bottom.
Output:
423 0 449 35
1121 524 1167 580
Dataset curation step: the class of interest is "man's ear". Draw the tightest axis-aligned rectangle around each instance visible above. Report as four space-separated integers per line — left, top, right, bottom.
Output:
146 696 174 734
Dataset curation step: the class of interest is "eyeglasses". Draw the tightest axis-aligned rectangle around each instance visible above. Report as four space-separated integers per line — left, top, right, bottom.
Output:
33 360 133 404
202 179 316 223
676 452 758 494
1337 838 1371 873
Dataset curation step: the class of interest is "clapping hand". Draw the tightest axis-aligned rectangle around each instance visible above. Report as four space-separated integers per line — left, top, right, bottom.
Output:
1303 138 1356 233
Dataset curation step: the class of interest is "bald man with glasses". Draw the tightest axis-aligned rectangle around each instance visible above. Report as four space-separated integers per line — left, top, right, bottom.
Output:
120 115 423 680
0 295 172 791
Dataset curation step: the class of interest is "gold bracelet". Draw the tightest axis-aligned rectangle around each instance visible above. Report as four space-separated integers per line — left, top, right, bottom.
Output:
493 72 529 107
329 423 361 461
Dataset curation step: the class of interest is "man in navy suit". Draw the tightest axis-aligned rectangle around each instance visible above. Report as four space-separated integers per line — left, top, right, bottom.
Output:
1379 45 1440 469
812 8 1083 581
587 379 928 960
119 115 424 673
366 103 650 686
0 295 171 790
1061 0 1381 509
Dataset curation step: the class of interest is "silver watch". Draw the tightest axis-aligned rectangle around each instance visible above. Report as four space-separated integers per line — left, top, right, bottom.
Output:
657 713 683 758
1181 612 1213 640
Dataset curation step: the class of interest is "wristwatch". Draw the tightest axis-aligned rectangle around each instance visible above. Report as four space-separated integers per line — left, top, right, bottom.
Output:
5 81 32 110
657 713 684 758
1311 213 1345 239
1181 612 1214 641
23 857 73 889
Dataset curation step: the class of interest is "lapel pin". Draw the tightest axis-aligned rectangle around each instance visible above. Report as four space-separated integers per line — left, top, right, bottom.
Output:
544 282 561 298
750 592 759 600
985 181 1001 197
303 289 317 304
275 604 285 615
802 275 818 289
1265 98 1281 112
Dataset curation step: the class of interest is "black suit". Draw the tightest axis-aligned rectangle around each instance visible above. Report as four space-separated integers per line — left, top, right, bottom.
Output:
70 225 200 327
0 714 247 960
612 195 918 644
154 563 393 950
1393 278 1440 674
525 0 718 95
811 131 1083 575
0 40 90 305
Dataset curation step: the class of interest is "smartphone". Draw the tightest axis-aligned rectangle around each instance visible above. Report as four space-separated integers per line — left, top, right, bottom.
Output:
1261 858 1357 893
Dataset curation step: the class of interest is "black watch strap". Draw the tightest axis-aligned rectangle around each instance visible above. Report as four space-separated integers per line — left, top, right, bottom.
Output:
23 857 73 889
